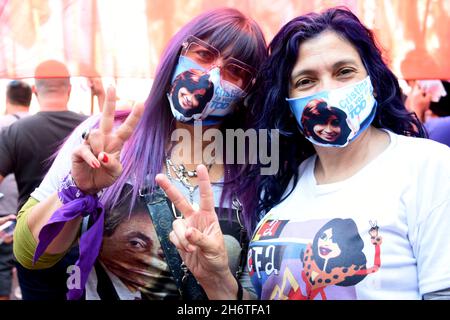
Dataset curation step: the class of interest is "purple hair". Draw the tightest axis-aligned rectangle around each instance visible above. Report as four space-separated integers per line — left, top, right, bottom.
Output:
250 7 426 219
101 8 267 233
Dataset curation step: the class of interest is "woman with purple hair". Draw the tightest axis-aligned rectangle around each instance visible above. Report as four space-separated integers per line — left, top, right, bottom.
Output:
158 7 450 300
13 8 266 300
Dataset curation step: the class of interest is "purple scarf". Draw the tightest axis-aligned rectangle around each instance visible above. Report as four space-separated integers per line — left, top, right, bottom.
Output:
33 175 104 300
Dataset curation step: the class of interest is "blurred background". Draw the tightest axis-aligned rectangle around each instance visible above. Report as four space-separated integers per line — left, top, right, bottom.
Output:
0 0 449 114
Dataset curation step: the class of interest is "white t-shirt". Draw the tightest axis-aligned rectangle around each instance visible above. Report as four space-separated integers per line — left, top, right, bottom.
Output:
248 130 450 300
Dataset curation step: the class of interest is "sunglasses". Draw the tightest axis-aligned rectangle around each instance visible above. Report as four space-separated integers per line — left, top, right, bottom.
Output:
180 35 256 92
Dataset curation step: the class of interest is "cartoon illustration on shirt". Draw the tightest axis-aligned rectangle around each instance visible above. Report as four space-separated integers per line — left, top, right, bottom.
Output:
286 218 382 300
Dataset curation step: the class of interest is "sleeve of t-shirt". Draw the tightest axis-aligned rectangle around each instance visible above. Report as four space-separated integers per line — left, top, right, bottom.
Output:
408 142 450 296
31 115 100 202
415 198 450 295
0 126 15 177
13 197 69 269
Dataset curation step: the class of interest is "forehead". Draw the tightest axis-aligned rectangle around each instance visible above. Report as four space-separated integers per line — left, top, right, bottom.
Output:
293 30 363 72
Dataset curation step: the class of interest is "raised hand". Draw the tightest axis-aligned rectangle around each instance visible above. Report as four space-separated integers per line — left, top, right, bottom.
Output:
155 165 230 283
88 76 106 111
72 87 144 194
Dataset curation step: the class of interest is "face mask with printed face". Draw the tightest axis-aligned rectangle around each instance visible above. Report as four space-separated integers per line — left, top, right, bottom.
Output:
286 76 378 148
167 56 245 125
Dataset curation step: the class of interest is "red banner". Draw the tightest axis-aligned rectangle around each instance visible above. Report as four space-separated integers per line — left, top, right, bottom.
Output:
0 0 449 80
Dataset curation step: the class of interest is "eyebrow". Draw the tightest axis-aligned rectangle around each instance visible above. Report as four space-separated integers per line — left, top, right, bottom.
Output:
291 59 359 80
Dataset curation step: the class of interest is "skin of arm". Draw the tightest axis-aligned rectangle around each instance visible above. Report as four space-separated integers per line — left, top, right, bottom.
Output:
200 269 254 299
26 192 82 255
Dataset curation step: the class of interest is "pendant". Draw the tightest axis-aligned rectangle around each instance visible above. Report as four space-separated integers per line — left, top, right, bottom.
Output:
187 171 197 177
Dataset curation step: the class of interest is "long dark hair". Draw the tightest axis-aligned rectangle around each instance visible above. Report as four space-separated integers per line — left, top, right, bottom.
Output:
249 7 426 221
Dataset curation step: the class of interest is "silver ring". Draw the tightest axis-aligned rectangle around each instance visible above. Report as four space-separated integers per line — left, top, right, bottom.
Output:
81 128 90 141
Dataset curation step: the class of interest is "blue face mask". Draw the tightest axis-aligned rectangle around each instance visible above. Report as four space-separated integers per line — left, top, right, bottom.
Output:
286 76 378 148
167 56 245 125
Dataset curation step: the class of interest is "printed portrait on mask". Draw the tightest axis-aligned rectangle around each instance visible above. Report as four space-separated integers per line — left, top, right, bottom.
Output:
301 99 352 146
169 68 214 117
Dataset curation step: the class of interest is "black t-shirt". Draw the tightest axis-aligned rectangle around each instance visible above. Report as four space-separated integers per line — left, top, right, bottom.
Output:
0 111 87 211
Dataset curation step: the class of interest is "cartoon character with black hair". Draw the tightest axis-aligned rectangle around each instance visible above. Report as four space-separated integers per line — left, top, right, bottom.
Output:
288 219 382 300
170 69 214 117
301 99 352 145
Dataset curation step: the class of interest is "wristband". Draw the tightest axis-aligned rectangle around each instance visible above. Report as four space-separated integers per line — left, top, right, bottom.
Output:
58 173 103 204
58 173 87 203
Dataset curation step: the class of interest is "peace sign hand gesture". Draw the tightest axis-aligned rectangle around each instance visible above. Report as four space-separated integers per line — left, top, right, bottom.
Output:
72 87 144 194
155 165 231 285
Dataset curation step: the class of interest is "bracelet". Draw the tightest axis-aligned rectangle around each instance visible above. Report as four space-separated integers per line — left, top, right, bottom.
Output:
236 277 243 300
58 173 103 204
58 174 86 203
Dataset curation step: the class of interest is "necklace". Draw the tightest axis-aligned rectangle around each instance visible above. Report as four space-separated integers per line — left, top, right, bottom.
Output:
165 157 214 210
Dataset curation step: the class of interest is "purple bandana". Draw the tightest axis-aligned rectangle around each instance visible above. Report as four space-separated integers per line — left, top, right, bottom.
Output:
33 174 105 300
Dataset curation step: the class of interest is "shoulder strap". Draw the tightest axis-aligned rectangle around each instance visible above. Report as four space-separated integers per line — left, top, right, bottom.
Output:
232 196 249 279
141 186 208 300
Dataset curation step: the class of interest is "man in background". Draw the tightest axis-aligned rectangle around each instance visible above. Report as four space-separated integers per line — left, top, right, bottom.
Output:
0 60 104 299
0 80 32 300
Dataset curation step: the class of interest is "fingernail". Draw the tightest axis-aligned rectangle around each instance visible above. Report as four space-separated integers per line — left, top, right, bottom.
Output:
102 153 109 163
92 160 100 168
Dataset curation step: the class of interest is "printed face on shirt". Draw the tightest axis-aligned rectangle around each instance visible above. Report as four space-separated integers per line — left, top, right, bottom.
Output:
317 228 342 260
100 209 167 293
249 218 383 300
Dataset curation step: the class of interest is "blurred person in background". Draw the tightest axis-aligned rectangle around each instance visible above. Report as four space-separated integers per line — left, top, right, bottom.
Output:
0 60 104 299
405 80 450 147
0 80 31 300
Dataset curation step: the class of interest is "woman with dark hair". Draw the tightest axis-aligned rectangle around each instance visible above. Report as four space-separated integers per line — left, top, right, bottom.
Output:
13 8 267 300
158 7 450 300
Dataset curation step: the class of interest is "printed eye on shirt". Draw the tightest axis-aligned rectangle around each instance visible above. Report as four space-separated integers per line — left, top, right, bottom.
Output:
87 184 244 300
248 217 382 300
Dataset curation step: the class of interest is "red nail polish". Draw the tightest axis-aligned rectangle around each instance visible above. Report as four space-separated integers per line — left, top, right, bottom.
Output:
102 153 108 163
